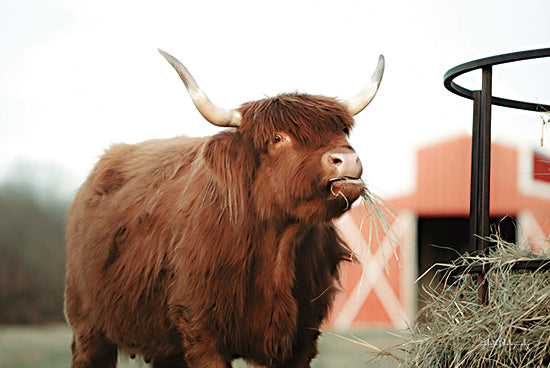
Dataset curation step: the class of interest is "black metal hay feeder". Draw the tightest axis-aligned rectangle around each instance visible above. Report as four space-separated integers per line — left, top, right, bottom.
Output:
440 48 550 302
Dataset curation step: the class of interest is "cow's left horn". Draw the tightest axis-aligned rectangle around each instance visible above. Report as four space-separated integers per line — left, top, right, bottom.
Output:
159 49 242 128
344 55 385 116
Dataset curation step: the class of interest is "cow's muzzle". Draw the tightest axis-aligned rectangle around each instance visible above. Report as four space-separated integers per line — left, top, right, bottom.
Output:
323 150 364 207
323 151 363 182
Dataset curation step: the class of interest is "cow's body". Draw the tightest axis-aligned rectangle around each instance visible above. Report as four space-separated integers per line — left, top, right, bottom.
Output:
65 51 384 368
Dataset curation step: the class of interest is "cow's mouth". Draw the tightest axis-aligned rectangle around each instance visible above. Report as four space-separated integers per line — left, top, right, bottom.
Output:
327 177 364 211
328 177 364 197
328 176 363 188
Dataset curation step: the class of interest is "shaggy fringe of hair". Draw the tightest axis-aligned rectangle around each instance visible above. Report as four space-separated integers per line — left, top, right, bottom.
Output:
238 93 355 150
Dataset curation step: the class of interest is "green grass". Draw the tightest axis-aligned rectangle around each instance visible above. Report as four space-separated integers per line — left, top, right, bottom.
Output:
0 324 71 368
0 325 402 367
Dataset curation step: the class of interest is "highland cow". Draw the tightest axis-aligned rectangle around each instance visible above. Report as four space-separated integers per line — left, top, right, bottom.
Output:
64 49 384 368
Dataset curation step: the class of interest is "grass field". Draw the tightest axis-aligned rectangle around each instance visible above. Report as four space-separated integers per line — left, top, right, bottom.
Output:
0 324 403 367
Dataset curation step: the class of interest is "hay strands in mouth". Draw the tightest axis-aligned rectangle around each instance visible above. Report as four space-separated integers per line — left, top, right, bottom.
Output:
328 176 363 186
357 184 401 276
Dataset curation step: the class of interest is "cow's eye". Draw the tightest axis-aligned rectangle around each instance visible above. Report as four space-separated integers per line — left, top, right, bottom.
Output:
273 134 282 144
343 127 350 135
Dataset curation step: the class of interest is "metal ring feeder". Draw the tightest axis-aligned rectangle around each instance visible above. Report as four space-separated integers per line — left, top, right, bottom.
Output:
441 48 550 301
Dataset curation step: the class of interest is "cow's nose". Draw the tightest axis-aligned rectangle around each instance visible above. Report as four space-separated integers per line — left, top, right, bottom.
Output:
323 151 363 179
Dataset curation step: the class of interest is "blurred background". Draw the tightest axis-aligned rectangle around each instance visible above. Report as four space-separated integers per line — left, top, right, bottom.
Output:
1 0 549 366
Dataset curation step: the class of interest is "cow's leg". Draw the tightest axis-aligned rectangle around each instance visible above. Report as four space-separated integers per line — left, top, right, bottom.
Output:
69 329 117 368
279 348 317 368
183 338 231 368
65 282 118 368
184 347 231 368
153 353 189 368
275 329 320 368
167 303 230 367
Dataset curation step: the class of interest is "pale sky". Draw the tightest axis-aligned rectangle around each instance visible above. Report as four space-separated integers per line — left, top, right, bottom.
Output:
1 0 549 199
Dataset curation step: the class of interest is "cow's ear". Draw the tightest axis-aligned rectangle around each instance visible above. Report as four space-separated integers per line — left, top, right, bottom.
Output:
202 131 257 222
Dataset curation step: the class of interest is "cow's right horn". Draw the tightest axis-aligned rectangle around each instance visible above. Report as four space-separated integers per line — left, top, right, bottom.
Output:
159 49 242 128
344 55 385 116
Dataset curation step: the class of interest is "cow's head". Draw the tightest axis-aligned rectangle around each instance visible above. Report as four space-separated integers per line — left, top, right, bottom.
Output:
159 49 384 224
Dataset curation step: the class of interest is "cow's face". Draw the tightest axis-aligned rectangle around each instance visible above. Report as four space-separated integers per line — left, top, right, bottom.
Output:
249 100 364 224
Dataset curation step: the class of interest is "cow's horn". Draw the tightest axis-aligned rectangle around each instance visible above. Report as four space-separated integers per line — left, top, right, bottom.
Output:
159 49 242 128
344 55 385 116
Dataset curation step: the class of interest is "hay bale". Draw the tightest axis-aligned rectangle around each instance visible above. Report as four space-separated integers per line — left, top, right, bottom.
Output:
402 237 550 367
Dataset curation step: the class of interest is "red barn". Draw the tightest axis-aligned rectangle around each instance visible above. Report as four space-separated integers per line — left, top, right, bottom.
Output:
331 135 550 329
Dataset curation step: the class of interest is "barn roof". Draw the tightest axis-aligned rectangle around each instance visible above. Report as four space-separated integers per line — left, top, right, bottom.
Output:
387 135 550 220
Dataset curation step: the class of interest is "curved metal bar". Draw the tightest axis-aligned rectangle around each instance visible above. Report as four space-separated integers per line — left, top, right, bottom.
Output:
438 258 550 283
444 48 550 112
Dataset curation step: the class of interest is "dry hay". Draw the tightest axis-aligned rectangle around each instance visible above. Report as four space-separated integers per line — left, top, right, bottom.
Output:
401 236 550 367
359 188 400 270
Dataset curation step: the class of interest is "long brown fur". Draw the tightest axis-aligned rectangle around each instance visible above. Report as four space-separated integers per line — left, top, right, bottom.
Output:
65 93 361 368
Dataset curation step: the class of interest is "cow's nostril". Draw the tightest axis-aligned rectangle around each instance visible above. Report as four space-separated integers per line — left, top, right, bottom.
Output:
329 153 345 166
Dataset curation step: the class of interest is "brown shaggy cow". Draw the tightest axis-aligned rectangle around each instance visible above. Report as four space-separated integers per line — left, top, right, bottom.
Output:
64 49 384 368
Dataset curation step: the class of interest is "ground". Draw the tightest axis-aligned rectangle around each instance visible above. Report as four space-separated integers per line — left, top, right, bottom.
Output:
0 324 404 368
